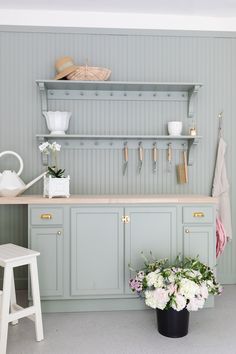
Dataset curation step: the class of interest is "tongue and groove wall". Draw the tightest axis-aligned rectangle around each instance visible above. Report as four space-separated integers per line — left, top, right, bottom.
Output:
0 26 235 286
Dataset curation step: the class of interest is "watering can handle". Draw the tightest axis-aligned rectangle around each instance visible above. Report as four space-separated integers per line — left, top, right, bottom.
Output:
0 151 24 176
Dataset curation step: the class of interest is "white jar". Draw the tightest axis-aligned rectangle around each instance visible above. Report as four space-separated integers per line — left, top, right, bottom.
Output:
43 111 71 135
167 121 183 136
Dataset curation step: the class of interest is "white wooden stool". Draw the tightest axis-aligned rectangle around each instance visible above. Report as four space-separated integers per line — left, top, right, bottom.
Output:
0 243 44 354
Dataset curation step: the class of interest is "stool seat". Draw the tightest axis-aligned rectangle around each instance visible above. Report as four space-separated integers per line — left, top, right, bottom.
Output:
0 243 44 354
0 243 39 266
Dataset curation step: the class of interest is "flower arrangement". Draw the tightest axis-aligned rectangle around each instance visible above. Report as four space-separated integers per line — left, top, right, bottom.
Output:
129 254 222 312
39 141 65 178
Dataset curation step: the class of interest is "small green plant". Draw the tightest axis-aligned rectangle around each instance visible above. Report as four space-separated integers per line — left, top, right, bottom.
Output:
47 166 65 178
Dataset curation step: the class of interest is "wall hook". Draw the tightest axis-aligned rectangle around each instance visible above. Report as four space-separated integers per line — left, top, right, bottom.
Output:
218 111 223 138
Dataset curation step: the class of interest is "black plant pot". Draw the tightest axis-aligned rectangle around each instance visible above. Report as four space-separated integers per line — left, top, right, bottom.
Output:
156 308 189 338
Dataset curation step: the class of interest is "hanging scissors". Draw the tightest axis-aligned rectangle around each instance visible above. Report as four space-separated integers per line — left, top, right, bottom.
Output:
167 143 172 173
138 142 143 174
122 142 128 176
152 143 158 173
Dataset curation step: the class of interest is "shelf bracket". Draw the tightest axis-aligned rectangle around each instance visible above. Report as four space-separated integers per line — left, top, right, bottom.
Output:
188 85 201 118
187 137 200 165
38 82 48 113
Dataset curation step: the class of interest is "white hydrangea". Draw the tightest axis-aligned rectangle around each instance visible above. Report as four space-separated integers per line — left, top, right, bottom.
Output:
145 288 170 310
179 278 199 300
154 274 164 288
172 294 187 311
145 290 157 309
198 283 209 299
146 272 158 287
154 288 170 309
187 297 205 311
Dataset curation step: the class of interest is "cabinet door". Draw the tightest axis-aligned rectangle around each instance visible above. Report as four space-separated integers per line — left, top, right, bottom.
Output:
125 207 177 293
30 227 64 297
183 226 215 268
71 207 124 296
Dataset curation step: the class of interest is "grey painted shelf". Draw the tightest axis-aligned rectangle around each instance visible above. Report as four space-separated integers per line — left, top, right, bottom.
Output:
36 80 202 166
36 80 202 118
36 134 201 166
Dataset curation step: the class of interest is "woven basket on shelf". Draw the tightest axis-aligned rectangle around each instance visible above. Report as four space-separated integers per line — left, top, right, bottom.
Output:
66 65 111 81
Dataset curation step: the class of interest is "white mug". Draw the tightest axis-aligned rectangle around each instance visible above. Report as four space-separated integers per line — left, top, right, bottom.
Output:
167 121 183 136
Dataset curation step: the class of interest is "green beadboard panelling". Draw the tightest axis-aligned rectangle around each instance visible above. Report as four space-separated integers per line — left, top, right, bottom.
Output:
0 28 235 285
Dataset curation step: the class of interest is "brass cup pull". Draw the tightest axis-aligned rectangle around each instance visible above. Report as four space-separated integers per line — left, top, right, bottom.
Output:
193 212 205 218
40 213 53 220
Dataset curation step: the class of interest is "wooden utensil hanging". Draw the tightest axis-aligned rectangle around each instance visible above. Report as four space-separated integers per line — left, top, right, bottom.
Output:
177 145 188 184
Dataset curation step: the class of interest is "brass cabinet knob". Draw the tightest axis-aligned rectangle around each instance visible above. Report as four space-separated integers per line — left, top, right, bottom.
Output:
193 212 204 218
57 231 62 236
40 213 52 220
185 229 190 234
121 216 130 224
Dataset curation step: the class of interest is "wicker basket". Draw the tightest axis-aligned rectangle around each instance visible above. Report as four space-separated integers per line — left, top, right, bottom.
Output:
66 65 111 81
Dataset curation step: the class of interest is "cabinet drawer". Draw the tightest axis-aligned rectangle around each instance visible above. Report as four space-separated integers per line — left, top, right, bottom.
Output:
30 207 63 225
183 207 213 224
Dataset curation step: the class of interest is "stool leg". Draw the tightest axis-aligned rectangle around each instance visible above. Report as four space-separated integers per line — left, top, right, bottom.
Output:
29 258 44 342
0 265 12 354
10 268 18 326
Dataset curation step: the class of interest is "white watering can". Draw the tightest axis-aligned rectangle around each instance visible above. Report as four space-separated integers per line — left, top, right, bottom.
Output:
0 151 46 197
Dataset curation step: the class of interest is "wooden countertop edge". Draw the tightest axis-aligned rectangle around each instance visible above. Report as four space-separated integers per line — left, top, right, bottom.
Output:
0 195 217 205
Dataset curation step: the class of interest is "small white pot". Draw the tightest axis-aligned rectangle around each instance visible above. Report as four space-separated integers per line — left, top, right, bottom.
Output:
43 175 70 198
167 121 183 136
43 111 71 135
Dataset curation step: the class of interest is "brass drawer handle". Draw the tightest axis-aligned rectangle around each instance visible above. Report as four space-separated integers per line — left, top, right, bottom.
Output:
40 213 53 220
193 212 205 218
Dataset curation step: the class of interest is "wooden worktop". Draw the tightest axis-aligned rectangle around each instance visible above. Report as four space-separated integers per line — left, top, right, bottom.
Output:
0 195 217 205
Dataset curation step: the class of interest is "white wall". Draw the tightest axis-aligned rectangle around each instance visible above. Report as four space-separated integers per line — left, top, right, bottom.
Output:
1 9 236 32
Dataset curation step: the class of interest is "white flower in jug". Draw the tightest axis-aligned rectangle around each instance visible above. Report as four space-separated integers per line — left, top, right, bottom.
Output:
39 141 65 178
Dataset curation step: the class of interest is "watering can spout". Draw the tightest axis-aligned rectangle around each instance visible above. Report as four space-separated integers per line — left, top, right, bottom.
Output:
24 171 47 191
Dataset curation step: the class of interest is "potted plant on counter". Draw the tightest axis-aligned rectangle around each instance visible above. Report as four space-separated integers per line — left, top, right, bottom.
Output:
39 141 70 198
129 254 222 338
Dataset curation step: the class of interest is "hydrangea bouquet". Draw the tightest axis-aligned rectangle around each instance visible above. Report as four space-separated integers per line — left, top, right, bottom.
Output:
129 254 222 312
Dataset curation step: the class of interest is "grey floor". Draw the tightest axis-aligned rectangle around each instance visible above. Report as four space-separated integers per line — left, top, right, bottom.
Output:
6 285 236 354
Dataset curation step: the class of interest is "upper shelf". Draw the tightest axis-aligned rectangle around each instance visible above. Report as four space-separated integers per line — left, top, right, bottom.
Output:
36 80 202 118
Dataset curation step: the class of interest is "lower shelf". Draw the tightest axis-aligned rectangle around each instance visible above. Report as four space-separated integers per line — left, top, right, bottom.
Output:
36 134 201 166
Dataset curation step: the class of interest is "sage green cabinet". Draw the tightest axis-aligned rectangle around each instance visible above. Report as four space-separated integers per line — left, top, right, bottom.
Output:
28 202 215 311
71 207 124 296
30 227 64 297
182 206 215 269
124 206 177 293
183 226 214 268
